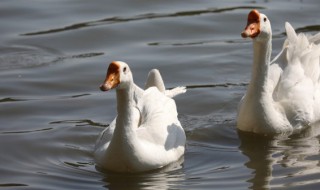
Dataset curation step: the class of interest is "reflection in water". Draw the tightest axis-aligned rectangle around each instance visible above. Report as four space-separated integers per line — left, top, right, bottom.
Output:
238 132 275 189
98 157 185 190
238 123 320 189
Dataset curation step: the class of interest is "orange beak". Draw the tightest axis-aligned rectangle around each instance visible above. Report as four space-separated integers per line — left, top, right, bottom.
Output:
100 62 121 91
241 9 260 38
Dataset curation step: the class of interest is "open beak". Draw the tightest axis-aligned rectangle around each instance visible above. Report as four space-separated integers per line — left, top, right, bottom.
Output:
241 9 260 38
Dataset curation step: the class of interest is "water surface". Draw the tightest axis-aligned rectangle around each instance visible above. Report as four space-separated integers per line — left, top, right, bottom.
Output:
1 0 320 189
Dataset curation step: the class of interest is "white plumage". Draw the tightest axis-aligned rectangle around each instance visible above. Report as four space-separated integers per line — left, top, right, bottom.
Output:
237 10 320 135
94 61 186 172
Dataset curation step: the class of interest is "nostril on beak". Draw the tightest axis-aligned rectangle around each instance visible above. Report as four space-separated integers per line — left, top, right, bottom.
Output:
100 84 107 91
241 31 248 38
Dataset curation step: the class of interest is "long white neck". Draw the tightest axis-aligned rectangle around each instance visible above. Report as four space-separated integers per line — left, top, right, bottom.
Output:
110 81 143 149
238 33 290 133
116 87 135 126
238 37 276 133
247 39 272 99
115 83 139 134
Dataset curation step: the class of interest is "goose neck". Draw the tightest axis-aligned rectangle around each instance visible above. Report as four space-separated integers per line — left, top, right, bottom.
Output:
249 39 272 95
116 86 135 115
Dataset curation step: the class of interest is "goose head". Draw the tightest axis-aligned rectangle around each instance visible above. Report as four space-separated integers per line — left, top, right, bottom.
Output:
100 61 133 91
241 9 272 42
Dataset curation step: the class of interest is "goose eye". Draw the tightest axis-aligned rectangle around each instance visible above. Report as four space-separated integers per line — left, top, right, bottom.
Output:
123 67 127 73
264 17 267 22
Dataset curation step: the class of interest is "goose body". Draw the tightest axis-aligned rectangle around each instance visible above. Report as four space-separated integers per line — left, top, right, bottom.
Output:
94 61 186 172
237 10 320 135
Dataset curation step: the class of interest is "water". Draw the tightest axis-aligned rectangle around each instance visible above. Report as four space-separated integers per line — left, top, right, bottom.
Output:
1 0 320 189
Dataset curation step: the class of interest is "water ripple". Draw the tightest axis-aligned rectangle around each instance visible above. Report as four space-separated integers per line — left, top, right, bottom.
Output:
22 6 265 36
50 119 108 128
296 25 320 33
0 97 26 103
0 45 61 70
0 183 28 187
0 127 52 135
148 38 247 47
185 82 248 89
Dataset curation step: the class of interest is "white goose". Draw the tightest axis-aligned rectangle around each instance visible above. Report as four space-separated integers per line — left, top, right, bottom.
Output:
237 9 320 135
94 61 186 172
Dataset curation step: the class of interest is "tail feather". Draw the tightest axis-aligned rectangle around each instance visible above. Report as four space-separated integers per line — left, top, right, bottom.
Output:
165 86 187 98
309 32 320 44
284 22 320 84
285 22 298 43
145 69 187 98
145 69 166 93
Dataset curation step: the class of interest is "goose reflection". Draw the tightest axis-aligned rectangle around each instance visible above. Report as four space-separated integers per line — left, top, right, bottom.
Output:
98 157 185 190
238 123 320 189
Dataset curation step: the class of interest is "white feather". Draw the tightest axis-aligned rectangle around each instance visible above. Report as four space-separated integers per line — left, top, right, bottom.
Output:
94 62 186 172
145 68 186 98
237 10 320 135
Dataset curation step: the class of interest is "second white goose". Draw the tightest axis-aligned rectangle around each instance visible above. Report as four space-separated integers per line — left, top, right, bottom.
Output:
237 9 320 135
